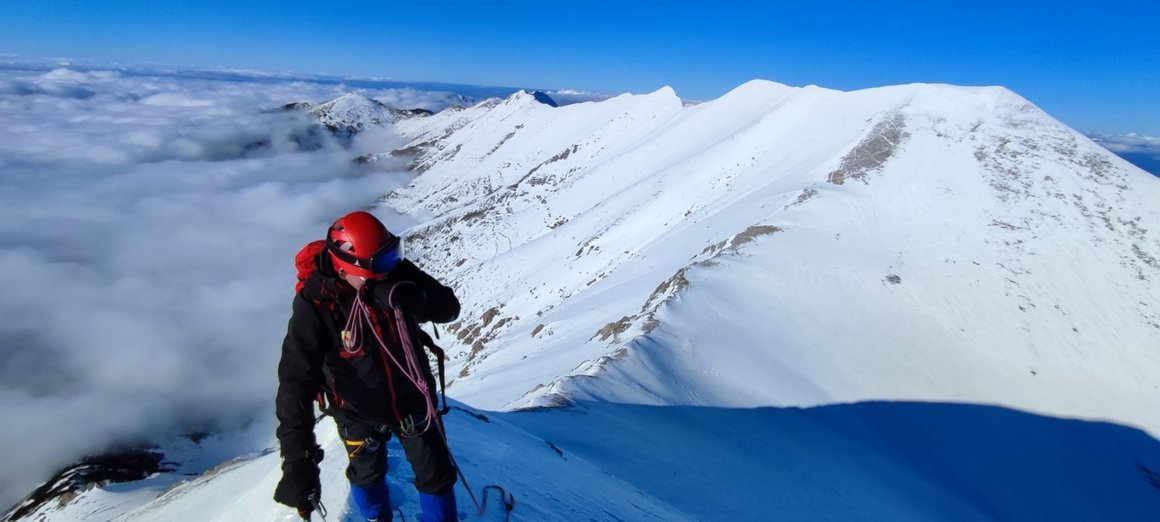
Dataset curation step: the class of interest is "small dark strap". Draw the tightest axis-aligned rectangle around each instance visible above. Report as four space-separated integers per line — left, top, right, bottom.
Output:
419 330 451 415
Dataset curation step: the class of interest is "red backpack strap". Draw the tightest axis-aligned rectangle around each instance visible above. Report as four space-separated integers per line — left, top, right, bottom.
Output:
295 240 338 418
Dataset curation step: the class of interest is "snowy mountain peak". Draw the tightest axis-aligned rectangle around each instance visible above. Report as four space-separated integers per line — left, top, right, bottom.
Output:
308 91 431 133
726 78 802 97
389 77 1160 439
500 89 558 108
649 85 679 98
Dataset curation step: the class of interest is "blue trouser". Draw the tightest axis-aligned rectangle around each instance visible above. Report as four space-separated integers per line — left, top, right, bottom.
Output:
350 478 391 520
340 420 458 521
350 481 457 522
418 488 457 522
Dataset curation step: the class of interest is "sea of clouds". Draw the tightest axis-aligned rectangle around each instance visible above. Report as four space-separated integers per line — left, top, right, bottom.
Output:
0 63 459 509
1089 132 1160 176
1089 132 1160 155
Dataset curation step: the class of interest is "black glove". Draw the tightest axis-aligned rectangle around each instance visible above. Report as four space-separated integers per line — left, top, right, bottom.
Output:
377 281 429 320
274 446 323 513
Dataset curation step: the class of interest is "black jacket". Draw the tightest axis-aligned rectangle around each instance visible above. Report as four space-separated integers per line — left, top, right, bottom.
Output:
275 253 459 462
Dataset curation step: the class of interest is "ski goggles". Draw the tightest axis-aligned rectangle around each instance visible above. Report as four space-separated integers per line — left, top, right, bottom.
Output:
327 235 404 275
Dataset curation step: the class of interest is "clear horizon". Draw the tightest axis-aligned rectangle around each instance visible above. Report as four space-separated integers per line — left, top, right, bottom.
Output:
1 1 1157 137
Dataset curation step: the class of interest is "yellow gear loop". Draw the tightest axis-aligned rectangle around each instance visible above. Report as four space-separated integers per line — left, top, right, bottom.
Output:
344 438 365 459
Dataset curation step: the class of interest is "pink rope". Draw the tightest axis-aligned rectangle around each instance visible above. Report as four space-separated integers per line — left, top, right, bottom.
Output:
346 287 513 518
345 289 438 436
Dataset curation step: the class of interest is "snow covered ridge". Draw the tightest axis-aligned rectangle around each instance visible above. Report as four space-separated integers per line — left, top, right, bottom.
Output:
286 90 552 145
383 80 1160 437
280 92 434 135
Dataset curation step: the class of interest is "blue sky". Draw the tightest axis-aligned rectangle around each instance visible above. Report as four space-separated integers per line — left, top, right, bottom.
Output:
1 1 1158 135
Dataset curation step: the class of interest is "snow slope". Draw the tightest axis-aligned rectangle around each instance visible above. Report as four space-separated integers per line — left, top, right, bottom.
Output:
387 82 1160 438
16 400 1160 521
10 401 688 521
505 400 1160 521
9 79 1160 521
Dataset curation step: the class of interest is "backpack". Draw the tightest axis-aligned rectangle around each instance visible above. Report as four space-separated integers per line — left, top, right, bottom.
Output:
295 240 327 294
292 240 451 417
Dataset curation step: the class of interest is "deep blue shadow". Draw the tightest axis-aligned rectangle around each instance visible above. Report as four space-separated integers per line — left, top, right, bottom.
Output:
501 400 1160 521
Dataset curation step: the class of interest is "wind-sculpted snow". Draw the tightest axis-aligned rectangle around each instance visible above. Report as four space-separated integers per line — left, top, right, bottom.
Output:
387 80 1160 440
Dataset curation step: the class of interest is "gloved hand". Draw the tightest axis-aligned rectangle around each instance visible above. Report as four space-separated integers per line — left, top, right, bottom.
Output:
274 446 323 514
376 281 429 320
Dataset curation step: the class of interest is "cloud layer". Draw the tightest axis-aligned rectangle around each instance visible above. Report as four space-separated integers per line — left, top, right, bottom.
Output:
1089 133 1160 176
1089 132 1160 155
0 65 426 509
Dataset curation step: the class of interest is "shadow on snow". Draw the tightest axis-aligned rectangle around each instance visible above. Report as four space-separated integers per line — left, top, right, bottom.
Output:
500 400 1160 521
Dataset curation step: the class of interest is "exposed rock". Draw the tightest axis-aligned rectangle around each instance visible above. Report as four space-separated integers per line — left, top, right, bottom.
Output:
5 448 172 520
828 113 909 185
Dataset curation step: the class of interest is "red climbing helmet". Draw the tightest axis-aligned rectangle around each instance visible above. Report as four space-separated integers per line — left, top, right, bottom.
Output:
326 210 403 278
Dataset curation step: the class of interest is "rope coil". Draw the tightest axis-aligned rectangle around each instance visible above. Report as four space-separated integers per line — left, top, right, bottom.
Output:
344 284 515 520
344 288 440 437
